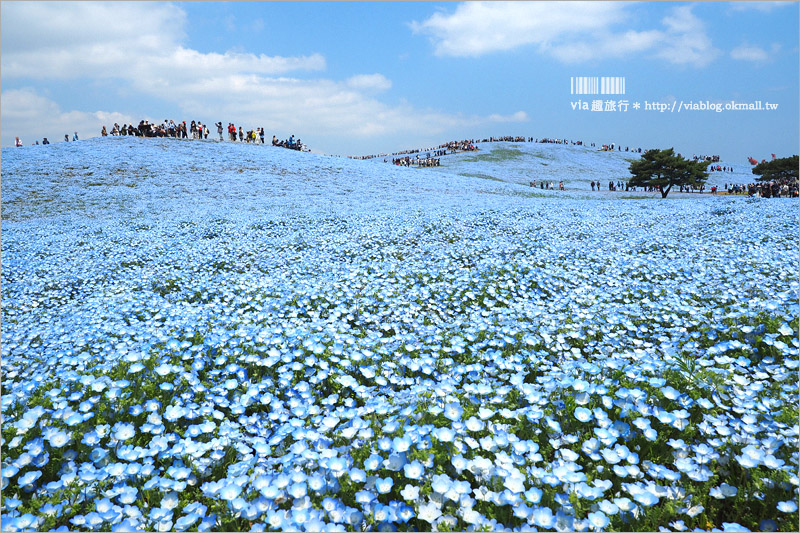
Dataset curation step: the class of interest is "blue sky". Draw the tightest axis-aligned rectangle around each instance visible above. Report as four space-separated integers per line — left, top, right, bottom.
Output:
2 1 798 160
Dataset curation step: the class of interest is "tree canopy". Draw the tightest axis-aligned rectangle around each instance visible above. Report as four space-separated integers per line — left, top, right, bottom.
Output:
627 148 710 198
752 155 799 185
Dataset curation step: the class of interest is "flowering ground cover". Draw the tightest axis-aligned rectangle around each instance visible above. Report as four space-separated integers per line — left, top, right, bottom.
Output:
1 137 798 532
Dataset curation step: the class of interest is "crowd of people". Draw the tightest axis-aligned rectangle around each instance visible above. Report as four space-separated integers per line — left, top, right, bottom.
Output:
530 180 564 190
18 133 76 146
353 136 597 162
539 137 584 146
598 143 645 153
392 155 441 167
694 154 721 162
727 182 799 198
586 180 712 194
272 134 304 151
351 139 479 161
479 136 531 143
95 119 307 151
102 120 211 139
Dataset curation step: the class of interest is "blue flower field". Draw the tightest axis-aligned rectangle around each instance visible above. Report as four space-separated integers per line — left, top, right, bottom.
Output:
1 137 798 532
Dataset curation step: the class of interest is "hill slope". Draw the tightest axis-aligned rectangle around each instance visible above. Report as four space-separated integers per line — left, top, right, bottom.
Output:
424 141 756 191
1 135 797 533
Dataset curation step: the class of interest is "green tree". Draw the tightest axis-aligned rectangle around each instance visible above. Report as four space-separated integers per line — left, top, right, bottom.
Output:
627 148 710 198
752 155 799 185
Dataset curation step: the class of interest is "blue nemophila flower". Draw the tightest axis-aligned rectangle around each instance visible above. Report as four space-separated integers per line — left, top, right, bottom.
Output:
9 514 41 531
574 406 593 422
219 483 242 501
354 490 376 505
375 476 393 494
531 506 555 528
18 470 42 488
721 522 751 532
587 510 610 530
710 483 738 499
443 402 463 421
416 502 442 524
308 474 326 492
759 519 779 531
777 500 798 512
363 454 381 472
763 454 786 469
392 435 411 452
431 473 453 495
433 426 455 443
597 499 619 515
403 460 424 480
465 416 485 432
113 422 135 441
736 445 765 468
4 496 23 510
400 484 419 500
174 513 201 531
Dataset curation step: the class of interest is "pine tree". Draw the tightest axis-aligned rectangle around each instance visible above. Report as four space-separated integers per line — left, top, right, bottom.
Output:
752 155 799 185
627 148 710 198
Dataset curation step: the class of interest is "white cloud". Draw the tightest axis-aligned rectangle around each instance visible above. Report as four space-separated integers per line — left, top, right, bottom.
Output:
488 111 529 123
1 88 134 145
652 5 719 67
346 74 393 92
728 1 791 13
411 2 719 67
0 2 324 80
410 2 628 58
730 43 780 62
730 44 768 62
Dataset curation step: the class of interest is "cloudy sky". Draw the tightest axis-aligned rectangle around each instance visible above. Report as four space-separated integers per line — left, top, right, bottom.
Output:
2 1 797 158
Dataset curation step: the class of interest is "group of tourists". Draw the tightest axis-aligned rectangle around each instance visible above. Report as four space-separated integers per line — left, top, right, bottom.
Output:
392 155 441 167
96 119 306 151
102 120 210 139
709 165 734 172
727 182 799 198
529 180 564 190
538 137 583 145
590 180 630 192
18 133 77 146
586 181 709 194
272 134 304 151
224 123 268 144
693 154 721 163
351 138 480 161
598 143 645 153
479 136 530 143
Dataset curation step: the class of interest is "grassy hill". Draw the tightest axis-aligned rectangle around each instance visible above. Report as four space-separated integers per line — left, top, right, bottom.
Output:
1 136 797 533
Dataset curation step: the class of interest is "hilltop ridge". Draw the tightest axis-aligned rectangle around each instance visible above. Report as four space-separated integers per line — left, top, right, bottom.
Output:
1 136 756 224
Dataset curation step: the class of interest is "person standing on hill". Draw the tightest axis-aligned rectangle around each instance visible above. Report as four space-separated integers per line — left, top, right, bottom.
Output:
15 136 22 147
73 132 79 141
216 122 223 141
238 127 244 142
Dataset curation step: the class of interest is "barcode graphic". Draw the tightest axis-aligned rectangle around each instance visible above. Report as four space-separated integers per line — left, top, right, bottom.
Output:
571 77 626 95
